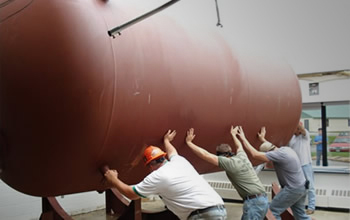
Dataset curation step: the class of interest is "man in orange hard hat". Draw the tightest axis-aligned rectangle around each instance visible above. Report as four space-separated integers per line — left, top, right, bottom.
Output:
104 130 227 220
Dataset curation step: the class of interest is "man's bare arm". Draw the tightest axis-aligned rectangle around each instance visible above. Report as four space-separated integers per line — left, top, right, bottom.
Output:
237 126 269 163
104 169 140 200
164 130 178 158
186 128 218 166
231 126 243 153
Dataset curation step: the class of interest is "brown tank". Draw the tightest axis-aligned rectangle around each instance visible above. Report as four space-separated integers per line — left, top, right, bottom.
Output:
0 0 301 197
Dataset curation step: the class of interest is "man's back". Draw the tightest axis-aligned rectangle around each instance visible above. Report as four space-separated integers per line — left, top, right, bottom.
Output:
134 155 224 219
218 150 265 198
265 147 306 188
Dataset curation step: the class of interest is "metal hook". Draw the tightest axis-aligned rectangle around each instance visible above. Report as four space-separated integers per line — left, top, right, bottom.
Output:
215 0 223 28
107 0 180 38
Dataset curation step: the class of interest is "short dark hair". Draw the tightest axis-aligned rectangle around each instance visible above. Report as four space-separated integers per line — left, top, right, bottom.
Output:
216 144 235 157
318 128 322 131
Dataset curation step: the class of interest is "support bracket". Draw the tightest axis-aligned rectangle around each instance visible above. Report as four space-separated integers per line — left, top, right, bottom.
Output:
39 197 73 220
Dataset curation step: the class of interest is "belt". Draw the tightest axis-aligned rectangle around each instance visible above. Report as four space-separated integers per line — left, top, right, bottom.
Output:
244 193 266 201
188 205 225 217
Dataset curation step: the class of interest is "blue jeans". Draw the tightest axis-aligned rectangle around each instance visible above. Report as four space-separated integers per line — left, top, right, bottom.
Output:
302 163 316 210
316 150 322 166
188 205 227 220
242 195 269 220
270 186 311 220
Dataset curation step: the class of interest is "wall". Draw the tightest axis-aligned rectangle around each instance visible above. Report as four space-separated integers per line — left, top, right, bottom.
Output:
303 118 350 134
299 77 350 135
0 180 105 220
330 119 350 133
299 78 350 104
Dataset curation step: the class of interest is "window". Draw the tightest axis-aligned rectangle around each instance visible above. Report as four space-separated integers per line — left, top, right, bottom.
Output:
302 102 350 169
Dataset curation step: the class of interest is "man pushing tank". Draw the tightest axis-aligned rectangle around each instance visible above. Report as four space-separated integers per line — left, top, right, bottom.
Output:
103 130 227 220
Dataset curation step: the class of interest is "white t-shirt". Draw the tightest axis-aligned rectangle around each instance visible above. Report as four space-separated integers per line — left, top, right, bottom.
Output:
288 129 312 166
133 155 224 220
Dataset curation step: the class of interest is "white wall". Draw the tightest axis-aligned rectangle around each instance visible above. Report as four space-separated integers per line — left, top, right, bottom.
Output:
299 78 350 103
304 118 350 134
0 180 41 220
299 77 350 134
303 118 321 133
0 180 105 220
329 119 350 133
204 170 350 209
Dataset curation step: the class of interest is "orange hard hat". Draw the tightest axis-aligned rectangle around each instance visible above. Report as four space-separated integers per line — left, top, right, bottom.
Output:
143 146 166 165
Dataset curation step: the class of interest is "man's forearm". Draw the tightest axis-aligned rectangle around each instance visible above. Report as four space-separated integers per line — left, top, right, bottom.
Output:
112 178 139 200
241 139 269 162
187 142 209 159
232 136 243 152
164 139 177 157
240 138 256 153
241 138 262 156
187 141 218 166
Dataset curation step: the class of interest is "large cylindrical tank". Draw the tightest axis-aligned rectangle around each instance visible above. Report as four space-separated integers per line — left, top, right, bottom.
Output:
0 0 301 196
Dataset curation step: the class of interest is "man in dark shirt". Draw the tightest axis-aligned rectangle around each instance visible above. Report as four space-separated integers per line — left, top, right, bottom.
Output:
237 126 310 220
